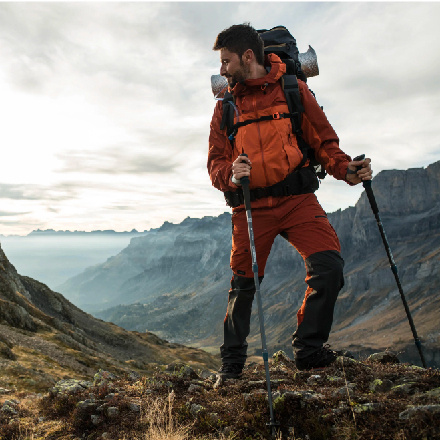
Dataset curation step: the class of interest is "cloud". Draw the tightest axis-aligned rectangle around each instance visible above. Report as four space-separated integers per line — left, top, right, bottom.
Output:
0 210 31 217
0 183 76 201
0 2 439 235
57 145 179 175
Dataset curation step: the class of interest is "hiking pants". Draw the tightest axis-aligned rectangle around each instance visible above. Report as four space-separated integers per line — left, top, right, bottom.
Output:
220 193 345 365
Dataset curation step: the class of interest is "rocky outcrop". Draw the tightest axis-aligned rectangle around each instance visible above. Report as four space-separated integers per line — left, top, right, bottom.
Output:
59 161 440 367
0 243 219 394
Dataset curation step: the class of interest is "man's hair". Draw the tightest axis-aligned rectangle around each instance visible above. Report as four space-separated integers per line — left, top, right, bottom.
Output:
213 23 265 66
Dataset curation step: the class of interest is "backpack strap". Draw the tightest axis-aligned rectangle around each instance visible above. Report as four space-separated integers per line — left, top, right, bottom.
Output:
282 74 326 179
220 91 237 144
282 75 304 133
282 74 309 170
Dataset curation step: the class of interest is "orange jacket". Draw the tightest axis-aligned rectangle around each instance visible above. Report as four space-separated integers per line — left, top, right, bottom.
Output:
208 53 352 199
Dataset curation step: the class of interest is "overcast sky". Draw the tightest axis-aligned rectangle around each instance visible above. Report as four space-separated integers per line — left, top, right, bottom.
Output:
0 2 439 236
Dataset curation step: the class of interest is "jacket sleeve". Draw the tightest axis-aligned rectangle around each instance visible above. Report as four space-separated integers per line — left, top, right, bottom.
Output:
298 80 353 183
207 101 238 192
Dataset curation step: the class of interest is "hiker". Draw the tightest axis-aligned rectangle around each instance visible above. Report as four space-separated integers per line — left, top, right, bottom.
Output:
208 24 372 378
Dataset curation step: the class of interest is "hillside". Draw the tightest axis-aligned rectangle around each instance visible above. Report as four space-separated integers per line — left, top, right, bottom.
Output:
59 161 440 368
1 352 439 440
0 243 219 395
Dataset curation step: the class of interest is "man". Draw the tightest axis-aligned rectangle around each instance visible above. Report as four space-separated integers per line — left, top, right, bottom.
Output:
208 24 372 379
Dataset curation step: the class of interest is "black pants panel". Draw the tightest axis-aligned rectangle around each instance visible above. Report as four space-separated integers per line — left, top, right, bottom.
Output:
220 274 263 364
292 250 345 358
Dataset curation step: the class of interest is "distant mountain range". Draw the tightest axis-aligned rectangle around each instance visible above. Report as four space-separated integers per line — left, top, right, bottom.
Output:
1 229 148 238
29 229 148 235
58 161 440 368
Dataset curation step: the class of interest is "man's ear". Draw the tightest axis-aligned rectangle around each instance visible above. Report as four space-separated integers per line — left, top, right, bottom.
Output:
242 48 254 65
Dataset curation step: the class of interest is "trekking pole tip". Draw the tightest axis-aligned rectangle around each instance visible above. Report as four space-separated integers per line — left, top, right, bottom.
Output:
267 421 281 438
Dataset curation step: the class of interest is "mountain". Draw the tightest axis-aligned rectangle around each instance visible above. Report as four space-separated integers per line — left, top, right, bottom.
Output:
0 229 149 238
0 243 219 393
28 229 148 236
60 161 440 367
0 232 149 290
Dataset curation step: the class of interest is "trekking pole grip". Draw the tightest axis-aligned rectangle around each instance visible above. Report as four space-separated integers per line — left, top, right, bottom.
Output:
239 153 250 185
353 154 378 214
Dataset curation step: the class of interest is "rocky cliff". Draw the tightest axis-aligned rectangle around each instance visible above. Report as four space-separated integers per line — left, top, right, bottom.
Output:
0 243 219 394
60 161 440 368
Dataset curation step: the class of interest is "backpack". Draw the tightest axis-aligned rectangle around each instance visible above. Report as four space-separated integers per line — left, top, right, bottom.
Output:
220 25 326 182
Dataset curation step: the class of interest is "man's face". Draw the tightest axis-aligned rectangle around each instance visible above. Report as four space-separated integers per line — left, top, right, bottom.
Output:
220 48 250 88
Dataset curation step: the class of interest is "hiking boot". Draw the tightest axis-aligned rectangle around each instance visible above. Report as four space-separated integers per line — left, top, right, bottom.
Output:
295 345 338 371
213 363 244 389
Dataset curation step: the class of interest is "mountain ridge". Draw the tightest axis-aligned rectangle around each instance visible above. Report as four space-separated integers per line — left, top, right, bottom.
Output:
0 241 219 394
59 161 440 367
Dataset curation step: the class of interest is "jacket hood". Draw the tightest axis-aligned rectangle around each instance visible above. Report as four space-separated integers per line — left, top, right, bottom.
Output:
231 53 286 96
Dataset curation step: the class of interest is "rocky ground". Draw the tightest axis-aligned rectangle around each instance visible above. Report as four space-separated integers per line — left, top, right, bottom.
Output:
1 351 439 440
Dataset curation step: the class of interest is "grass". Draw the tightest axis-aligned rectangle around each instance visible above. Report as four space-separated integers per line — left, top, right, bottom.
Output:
1 357 439 440
125 391 192 440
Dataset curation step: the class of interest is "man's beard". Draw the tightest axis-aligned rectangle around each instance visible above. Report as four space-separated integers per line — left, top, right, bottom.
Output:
227 61 250 88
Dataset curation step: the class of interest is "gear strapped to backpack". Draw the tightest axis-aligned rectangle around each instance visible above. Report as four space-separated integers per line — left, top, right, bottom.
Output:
222 26 327 209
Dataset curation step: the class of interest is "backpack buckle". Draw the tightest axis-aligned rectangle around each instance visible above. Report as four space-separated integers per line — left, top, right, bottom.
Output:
273 112 281 120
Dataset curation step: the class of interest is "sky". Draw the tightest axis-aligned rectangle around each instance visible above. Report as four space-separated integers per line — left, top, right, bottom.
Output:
0 2 439 236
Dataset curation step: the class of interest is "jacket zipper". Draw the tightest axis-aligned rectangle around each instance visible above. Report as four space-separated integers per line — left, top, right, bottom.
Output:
254 94 269 186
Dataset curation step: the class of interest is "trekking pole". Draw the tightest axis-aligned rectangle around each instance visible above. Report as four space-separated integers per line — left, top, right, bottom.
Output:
239 154 280 437
354 154 427 368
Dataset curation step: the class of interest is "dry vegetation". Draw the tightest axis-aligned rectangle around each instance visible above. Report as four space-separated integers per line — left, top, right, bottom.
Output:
1 353 439 440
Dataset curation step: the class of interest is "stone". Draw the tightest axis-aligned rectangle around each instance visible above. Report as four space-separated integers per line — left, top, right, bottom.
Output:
179 365 199 379
391 383 419 396
94 370 117 387
353 403 381 413
208 412 220 424
335 356 362 367
129 403 141 413
199 369 215 380
107 407 120 418
424 387 440 399
188 403 204 416
369 378 393 393
333 383 356 399
307 375 323 386
77 400 97 411
50 379 92 397
91 414 103 426
367 352 400 364
326 376 344 384
188 384 203 393
281 391 303 400
399 405 440 420
1 403 17 415
128 371 141 381
166 362 199 379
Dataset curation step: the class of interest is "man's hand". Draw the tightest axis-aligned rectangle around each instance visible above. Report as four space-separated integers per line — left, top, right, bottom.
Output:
346 157 373 185
231 155 252 186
